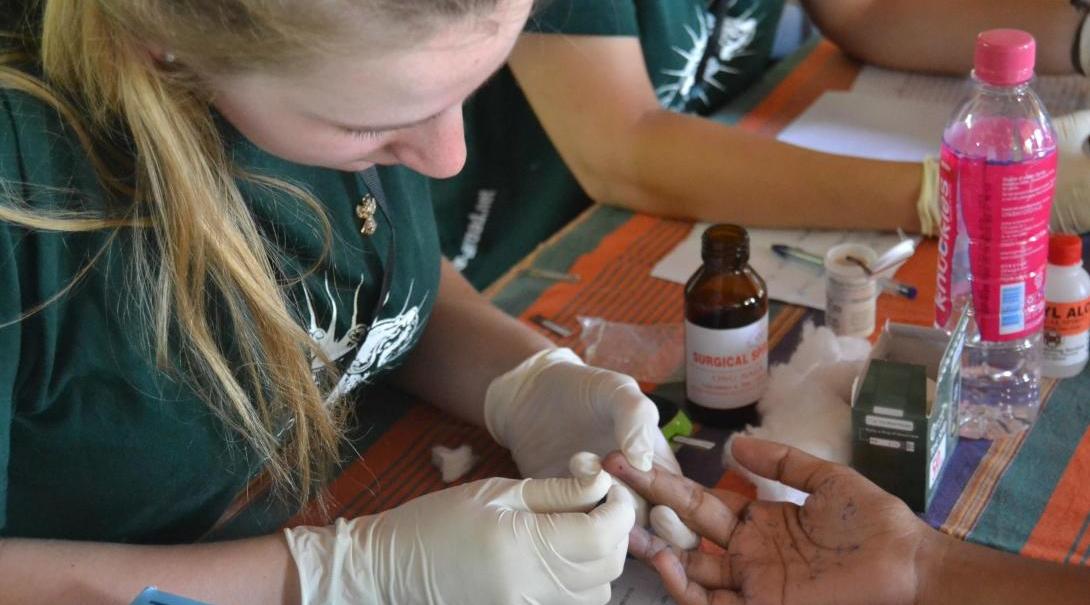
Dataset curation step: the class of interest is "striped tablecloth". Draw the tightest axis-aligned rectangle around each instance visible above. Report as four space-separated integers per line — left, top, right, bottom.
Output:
283 39 1090 565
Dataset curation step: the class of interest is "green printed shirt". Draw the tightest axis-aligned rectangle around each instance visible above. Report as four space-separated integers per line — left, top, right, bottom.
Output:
434 0 786 287
0 85 440 543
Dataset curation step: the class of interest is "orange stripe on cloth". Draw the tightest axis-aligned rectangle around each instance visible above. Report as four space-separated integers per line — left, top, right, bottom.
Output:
939 379 1059 540
874 240 938 335
941 432 1029 539
737 40 862 137
287 405 518 527
515 215 691 366
520 216 689 325
715 470 757 500
1021 427 1090 563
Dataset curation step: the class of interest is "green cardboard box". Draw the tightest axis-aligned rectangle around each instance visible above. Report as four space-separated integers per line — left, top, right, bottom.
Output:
850 313 967 512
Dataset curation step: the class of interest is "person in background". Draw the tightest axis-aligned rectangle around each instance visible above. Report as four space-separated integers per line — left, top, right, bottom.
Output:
604 437 1090 605
435 0 1090 288
0 1 679 603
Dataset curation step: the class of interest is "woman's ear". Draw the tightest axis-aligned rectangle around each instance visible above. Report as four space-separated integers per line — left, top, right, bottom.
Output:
144 43 177 66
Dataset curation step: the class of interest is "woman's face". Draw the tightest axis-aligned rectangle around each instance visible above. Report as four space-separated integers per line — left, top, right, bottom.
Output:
208 1 531 178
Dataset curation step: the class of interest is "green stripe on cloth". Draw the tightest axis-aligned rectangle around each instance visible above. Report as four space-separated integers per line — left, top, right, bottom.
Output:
968 372 1090 552
711 36 821 125
492 206 635 317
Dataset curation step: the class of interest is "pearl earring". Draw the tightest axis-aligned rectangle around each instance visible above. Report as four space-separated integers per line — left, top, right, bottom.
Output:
163 52 177 64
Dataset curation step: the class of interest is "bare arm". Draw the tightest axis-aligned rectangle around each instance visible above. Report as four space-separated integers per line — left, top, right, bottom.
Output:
0 534 299 605
802 0 1081 75
508 34 923 232
390 259 551 427
917 534 1090 605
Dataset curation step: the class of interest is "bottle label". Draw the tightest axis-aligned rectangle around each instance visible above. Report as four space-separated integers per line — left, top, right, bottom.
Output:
826 277 877 337
939 144 1057 341
935 150 960 330
1043 297 1090 364
685 316 769 409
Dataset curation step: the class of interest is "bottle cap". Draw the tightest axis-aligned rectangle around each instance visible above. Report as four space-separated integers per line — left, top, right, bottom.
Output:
974 29 1036 86
1049 234 1084 266
701 224 749 263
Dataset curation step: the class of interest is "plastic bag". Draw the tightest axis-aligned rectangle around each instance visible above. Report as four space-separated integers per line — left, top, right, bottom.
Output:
578 316 684 384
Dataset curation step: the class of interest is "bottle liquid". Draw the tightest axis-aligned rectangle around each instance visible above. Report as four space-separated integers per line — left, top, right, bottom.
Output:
684 224 769 429
1043 234 1090 379
933 30 1057 439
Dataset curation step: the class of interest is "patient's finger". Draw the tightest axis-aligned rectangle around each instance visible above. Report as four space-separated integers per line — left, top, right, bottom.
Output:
730 437 850 495
604 452 747 548
652 549 744 605
630 524 737 591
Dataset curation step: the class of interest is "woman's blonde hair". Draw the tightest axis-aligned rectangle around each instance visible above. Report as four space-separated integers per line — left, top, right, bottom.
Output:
0 0 500 501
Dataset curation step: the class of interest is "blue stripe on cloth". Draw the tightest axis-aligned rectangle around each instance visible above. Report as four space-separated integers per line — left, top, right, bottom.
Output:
1067 514 1090 564
925 438 991 529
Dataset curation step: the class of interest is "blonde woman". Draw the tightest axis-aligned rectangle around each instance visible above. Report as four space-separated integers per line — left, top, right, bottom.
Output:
0 1 681 603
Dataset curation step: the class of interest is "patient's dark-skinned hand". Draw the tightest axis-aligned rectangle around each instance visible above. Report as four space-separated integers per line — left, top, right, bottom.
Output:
604 437 930 605
605 436 1090 605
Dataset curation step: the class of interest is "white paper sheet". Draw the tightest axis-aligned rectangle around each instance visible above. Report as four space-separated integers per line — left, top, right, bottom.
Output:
777 91 951 162
609 561 675 605
852 65 1090 116
651 224 910 310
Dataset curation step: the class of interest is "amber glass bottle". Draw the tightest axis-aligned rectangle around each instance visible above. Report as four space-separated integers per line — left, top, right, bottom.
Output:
684 225 769 429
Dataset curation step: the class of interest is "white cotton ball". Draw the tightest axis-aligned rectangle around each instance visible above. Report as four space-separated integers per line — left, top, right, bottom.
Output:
722 324 871 503
430 444 478 484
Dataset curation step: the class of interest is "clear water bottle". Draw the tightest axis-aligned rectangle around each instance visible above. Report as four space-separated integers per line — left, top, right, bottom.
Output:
934 30 1058 439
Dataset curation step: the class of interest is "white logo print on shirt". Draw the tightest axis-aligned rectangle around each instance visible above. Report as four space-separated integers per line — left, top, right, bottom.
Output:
657 1 762 109
302 276 429 404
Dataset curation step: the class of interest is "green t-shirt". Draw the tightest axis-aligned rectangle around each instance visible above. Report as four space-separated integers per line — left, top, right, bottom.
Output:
0 85 440 543
433 0 786 288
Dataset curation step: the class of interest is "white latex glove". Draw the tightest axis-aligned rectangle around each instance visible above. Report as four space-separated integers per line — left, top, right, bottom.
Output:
918 111 1090 236
485 348 681 481
916 155 942 237
1051 110 1090 234
285 459 634 605
571 451 701 551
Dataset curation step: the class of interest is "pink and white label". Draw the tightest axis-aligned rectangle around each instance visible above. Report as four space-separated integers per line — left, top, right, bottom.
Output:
685 317 769 409
938 144 1056 341
935 150 960 330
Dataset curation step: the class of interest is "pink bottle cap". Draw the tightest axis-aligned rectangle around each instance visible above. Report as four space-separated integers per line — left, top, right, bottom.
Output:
974 29 1036 86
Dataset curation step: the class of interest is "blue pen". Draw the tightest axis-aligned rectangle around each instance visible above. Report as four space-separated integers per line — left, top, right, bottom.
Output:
771 244 918 300
130 587 213 605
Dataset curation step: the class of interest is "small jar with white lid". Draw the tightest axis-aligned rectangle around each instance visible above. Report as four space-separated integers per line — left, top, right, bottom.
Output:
825 243 878 338
1043 234 1090 379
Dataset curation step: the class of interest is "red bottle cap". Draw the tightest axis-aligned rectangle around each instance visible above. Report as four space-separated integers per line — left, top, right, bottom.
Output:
1049 234 1083 266
974 29 1036 86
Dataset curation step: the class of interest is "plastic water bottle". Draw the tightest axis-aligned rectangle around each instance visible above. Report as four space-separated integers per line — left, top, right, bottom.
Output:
934 30 1058 439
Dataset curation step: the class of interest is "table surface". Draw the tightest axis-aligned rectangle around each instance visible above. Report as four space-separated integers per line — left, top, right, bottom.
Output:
221 39 1090 567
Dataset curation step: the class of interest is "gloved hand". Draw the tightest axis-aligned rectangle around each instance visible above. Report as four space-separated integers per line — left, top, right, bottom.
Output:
916 155 942 237
1051 110 1090 234
570 452 701 551
285 459 634 605
917 111 1090 236
485 348 681 482
485 348 693 545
